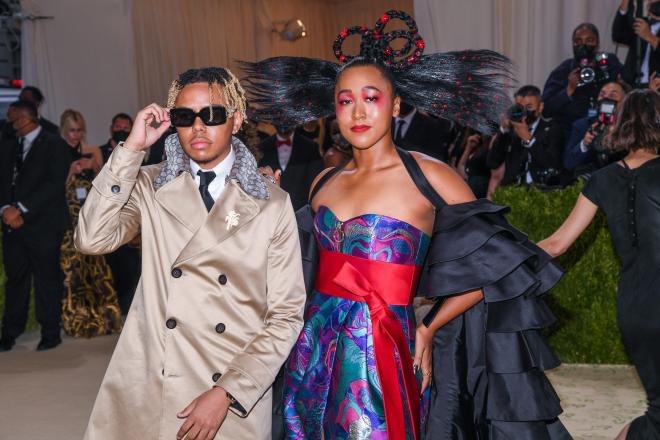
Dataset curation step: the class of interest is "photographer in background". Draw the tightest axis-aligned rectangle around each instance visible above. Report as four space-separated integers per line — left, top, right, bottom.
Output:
564 81 631 174
487 85 566 191
613 0 660 87
542 23 624 131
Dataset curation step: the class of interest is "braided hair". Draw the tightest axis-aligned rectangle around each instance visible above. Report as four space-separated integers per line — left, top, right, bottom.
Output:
241 10 513 134
166 67 247 121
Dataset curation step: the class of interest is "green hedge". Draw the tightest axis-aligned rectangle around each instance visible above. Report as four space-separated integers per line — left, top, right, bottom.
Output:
494 182 628 364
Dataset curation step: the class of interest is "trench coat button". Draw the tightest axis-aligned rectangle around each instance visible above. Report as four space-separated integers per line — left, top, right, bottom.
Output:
171 268 182 278
111 185 120 194
215 323 226 334
218 274 227 285
166 318 177 329
212 372 221 382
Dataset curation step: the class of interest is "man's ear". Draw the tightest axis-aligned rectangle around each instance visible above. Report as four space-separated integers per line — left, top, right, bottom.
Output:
232 112 244 135
393 96 401 118
539 102 545 114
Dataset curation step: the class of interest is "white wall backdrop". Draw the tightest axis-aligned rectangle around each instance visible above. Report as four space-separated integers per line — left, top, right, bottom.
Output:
415 0 628 92
20 0 138 145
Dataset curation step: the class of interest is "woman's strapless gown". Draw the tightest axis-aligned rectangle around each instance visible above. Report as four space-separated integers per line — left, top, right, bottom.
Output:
283 206 429 439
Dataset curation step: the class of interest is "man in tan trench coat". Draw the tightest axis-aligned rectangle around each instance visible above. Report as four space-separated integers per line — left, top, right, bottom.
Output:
75 67 306 440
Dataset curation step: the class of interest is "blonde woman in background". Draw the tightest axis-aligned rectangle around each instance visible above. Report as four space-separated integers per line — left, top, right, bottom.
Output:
59 109 122 337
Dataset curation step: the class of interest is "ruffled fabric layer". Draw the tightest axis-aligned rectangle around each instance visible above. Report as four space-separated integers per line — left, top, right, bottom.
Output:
419 199 572 440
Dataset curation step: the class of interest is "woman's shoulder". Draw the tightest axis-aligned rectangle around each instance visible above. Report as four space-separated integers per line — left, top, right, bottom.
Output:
410 151 476 205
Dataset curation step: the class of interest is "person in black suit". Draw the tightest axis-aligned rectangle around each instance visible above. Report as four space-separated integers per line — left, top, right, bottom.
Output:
392 101 456 162
613 0 660 87
0 101 72 351
542 23 624 130
0 86 59 141
487 85 566 189
257 126 323 211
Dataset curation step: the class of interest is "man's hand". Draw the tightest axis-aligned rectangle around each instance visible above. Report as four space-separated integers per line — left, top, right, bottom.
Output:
176 387 231 440
2 206 22 226
650 71 660 92
511 120 533 142
413 324 434 395
124 104 172 152
567 68 580 97
583 122 600 147
633 18 656 44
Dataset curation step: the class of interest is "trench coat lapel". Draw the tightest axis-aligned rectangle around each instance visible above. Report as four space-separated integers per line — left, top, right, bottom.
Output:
174 179 260 266
155 173 206 233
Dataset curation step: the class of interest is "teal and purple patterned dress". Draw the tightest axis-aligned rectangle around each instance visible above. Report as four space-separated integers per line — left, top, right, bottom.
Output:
283 205 430 439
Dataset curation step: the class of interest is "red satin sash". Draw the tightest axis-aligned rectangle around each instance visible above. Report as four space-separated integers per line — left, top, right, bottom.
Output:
315 250 421 440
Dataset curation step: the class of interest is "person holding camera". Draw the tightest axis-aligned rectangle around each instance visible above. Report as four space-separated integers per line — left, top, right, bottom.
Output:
564 80 631 174
613 0 660 87
542 23 624 130
486 85 566 190
539 89 660 440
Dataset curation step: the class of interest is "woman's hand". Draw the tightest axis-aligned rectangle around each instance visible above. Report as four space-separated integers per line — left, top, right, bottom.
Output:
69 158 93 176
413 324 434 395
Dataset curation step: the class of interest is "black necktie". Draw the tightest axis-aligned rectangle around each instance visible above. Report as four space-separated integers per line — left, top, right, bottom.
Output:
15 137 25 173
394 120 405 144
197 170 216 212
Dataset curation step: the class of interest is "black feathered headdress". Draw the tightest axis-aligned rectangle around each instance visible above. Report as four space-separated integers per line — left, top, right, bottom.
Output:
241 10 513 134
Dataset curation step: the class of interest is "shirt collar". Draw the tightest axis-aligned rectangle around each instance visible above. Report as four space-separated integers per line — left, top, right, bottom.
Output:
189 145 236 181
396 108 417 126
22 125 42 144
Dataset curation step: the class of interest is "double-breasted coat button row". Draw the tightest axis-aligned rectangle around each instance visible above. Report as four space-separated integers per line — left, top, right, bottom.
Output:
218 274 227 285
215 323 226 333
166 318 177 329
171 268 182 278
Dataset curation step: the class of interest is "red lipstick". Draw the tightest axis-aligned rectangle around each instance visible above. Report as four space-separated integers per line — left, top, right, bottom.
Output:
351 125 371 132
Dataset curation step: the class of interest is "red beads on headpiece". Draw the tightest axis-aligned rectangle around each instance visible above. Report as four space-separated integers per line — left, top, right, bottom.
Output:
332 10 425 70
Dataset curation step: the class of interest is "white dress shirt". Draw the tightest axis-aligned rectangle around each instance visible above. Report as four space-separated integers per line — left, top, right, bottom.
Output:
189 145 236 202
276 133 294 171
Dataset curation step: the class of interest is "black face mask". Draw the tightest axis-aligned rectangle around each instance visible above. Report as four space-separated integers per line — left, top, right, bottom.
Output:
573 44 597 62
111 130 129 143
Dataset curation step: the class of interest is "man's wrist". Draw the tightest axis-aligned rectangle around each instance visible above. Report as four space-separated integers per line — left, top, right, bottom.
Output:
212 386 235 405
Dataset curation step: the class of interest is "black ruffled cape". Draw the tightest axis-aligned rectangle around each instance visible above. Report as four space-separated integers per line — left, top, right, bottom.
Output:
418 199 572 440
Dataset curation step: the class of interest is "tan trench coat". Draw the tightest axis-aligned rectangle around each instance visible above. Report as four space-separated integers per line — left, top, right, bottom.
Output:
75 138 305 440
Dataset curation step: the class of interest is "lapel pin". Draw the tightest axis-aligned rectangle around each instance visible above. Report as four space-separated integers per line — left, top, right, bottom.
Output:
225 210 240 230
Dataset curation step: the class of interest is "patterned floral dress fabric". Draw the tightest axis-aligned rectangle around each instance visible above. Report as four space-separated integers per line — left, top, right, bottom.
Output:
283 205 430 439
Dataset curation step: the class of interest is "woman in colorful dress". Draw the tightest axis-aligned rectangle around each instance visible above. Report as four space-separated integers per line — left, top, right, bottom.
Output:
244 10 570 439
59 109 123 337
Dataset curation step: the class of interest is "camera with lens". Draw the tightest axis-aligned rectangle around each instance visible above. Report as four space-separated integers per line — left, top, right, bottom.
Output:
507 103 536 123
577 52 611 88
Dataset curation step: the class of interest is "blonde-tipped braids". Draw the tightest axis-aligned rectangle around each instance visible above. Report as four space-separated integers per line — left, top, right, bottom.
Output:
166 67 247 121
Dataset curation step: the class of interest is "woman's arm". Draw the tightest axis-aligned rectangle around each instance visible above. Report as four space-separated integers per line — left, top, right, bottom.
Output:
537 194 598 257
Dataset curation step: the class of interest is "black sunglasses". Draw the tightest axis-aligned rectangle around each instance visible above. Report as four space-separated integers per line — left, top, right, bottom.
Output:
169 105 228 127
